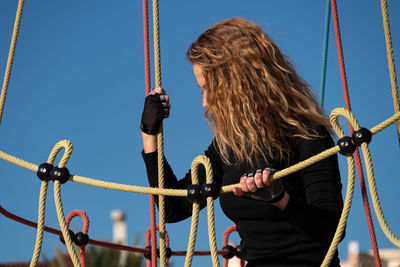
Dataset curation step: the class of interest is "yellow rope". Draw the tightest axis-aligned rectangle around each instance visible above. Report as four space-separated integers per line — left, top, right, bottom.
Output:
29 141 80 267
0 0 24 124
30 182 49 267
183 156 203 267
0 112 399 198
380 0 400 146
221 146 340 193
151 0 167 265
54 181 81 267
199 156 219 267
48 141 81 267
321 108 357 266
330 108 400 249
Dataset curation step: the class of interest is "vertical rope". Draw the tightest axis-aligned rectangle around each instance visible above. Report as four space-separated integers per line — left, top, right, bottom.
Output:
183 158 202 267
29 182 49 267
142 0 158 265
330 1 382 265
319 0 331 109
201 156 219 267
143 0 152 96
152 0 166 266
54 182 81 267
380 0 400 146
0 0 25 124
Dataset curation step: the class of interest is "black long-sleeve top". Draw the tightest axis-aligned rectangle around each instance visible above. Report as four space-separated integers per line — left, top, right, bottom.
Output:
142 125 344 266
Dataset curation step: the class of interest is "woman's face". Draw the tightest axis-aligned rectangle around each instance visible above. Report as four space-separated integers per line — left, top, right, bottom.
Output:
193 64 208 108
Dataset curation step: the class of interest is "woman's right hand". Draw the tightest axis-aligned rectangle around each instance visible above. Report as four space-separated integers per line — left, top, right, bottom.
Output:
140 87 170 135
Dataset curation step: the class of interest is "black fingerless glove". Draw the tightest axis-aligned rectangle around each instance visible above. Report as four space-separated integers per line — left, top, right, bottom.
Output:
140 92 168 135
243 168 285 203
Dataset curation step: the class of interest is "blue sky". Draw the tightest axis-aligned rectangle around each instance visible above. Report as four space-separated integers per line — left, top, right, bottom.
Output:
0 1 399 266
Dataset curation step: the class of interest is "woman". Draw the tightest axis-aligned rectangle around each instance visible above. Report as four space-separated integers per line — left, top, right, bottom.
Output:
141 18 343 266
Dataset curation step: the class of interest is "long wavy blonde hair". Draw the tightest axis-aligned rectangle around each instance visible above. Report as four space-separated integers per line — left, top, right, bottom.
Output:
187 18 331 166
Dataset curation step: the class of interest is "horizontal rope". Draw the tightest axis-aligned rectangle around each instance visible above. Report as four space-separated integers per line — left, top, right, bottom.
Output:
0 204 231 257
0 111 398 198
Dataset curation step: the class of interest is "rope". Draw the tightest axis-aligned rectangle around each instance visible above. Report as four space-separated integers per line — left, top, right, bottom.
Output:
380 0 400 146
145 225 170 267
151 0 167 265
142 0 158 265
65 210 90 267
183 156 203 267
200 156 219 267
1 204 233 257
48 141 80 267
29 182 49 267
321 109 356 266
319 0 331 109
0 0 24 124
330 1 382 264
54 182 81 267
333 109 400 249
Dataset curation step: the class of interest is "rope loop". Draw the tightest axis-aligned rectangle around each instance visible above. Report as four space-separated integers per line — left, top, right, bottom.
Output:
47 140 73 168
66 210 90 242
330 108 361 138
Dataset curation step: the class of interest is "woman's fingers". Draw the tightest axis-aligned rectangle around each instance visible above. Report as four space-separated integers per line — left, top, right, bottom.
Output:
254 169 264 188
153 87 165 94
232 187 244 196
262 169 271 186
246 176 257 192
239 176 249 192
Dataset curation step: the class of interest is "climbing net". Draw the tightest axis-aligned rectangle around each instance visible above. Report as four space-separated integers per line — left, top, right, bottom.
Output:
1 1 399 267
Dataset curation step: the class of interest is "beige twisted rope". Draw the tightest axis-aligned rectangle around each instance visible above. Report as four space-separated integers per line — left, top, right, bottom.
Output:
54 181 81 267
321 108 357 266
183 156 204 267
380 0 400 145
0 113 399 199
151 0 167 265
51 141 81 267
0 0 24 124
29 140 80 267
29 182 49 267
200 156 220 267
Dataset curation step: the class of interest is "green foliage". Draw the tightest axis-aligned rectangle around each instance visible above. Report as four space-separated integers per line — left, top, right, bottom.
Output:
43 237 145 267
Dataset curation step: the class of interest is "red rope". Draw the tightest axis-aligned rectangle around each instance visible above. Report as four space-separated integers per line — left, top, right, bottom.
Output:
330 1 381 266
145 225 170 267
0 204 232 257
222 225 244 267
142 0 158 266
143 0 151 96
65 210 90 267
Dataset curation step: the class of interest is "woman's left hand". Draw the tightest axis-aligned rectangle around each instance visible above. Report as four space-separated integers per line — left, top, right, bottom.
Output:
232 168 273 196
232 168 289 210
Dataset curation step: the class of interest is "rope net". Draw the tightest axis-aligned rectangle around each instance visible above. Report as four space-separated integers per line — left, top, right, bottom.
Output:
0 1 400 267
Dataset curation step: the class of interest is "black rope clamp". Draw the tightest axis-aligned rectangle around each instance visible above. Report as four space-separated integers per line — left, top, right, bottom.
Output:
37 163 70 184
222 245 236 259
37 163 54 181
201 182 220 200
50 166 70 184
144 246 172 259
187 184 202 203
352 127 372 146
337 136 356 156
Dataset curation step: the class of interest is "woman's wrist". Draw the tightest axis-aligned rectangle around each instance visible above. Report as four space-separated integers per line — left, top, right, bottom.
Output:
142 132 157 153
270 191 290 210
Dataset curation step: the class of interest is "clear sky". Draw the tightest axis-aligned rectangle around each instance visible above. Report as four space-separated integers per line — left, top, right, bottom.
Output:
0 1 399 266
